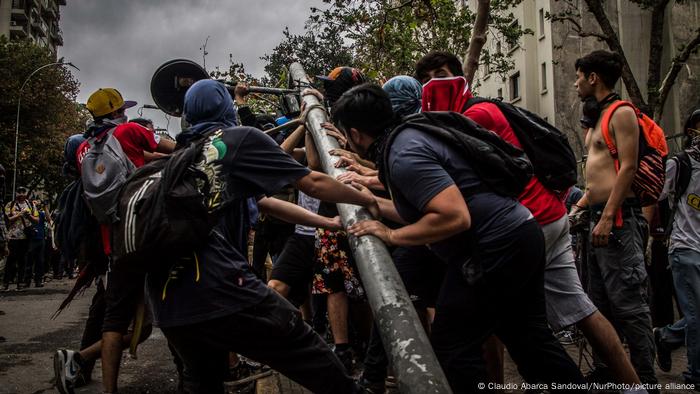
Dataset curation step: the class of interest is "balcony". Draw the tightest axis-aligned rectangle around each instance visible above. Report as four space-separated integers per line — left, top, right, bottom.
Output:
50 27 63 46
42 2 57 20
9 20 28 39
11 0 28 21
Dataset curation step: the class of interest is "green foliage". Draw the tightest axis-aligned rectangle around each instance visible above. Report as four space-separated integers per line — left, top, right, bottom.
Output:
261 25 353 85
0 37 86 203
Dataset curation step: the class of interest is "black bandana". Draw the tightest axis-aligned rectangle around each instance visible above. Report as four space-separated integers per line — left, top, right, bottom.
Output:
580 92 620 128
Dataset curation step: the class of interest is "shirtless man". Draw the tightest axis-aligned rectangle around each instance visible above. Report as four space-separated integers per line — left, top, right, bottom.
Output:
571 50 657 388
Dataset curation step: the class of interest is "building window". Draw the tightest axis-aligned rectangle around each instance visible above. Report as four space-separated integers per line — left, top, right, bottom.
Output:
507 20 520 52
539 9 545 39
496 41 502 54
541 62 547 92
497 88 503 98
510 72 521 101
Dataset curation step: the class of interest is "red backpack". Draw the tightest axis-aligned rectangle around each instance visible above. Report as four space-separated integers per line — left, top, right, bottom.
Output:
601 101 668 219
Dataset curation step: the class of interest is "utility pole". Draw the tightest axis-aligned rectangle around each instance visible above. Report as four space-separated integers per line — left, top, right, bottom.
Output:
289 62 452 394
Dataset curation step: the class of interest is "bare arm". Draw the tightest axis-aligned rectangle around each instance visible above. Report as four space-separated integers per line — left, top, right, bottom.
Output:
375 195 407 225
304 131 322 171
280 125 306 154
348 185 470 247
257 197 343 230
592 106 639 246
294 171 378 217
156 138 176 154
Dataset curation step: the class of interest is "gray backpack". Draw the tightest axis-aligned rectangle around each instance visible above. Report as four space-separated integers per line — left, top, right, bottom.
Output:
81 127 135 224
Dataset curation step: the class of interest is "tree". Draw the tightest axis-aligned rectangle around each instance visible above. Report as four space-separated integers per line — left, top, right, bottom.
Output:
0 37 85 203
304 0 529 86
261 25 353 86
549 0 700 121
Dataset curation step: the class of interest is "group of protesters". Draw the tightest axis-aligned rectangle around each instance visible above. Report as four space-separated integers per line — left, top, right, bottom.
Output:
39 47 700 394
1 179 69 291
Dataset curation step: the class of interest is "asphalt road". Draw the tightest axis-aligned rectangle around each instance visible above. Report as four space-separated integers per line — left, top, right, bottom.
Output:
0 279 697 394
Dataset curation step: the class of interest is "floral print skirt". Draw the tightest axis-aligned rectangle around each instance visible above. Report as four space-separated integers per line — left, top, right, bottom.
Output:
312 228 365 300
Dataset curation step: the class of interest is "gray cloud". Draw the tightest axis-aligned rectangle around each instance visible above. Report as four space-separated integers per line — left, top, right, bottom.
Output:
59 0 321 132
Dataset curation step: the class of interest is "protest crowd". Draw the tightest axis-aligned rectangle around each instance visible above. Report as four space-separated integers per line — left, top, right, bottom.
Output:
2 48 700 394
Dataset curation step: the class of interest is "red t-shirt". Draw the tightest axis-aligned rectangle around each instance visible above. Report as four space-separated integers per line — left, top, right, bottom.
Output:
76 122 160 254
464 102 566 225
76 122 159 170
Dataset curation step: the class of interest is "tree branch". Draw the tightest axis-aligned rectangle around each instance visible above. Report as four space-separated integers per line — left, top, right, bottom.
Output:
645 0 672 116
463 0 490 85
583 0 648 112
654 27 700 122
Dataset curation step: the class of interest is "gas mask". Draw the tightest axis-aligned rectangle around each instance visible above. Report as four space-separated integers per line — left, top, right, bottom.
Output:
580 93 620 129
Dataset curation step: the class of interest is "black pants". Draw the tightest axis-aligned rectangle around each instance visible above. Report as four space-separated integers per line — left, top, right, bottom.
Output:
646 239 679 327
163 291 357 394
431 220 585 393
251 218 295 281
3 239 29 288
80 279 106 378
25 239 45 285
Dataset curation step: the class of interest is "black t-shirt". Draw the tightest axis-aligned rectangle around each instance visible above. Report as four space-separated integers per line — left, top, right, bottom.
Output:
387 128 533 265
147 126 311 328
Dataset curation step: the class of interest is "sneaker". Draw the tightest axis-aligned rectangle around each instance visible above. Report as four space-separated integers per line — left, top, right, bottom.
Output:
335 347 354 374
54 349 82 394
357 377 385 393
73 372 91 388
654 328 672 372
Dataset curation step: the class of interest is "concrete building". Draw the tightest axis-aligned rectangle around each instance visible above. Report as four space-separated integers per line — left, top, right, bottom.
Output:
0 0 65 54
469 0 700 159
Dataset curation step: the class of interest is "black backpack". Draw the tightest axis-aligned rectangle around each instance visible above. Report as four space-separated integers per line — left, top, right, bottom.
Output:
112 129 232 266
382 111 533 199
54 180 99 262
660 151 693 238
463 97 578 192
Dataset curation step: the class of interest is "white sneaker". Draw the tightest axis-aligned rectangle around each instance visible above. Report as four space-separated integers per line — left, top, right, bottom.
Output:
54 349 81 394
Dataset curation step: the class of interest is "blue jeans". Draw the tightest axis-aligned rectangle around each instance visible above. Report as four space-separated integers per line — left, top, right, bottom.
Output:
662 248 700 383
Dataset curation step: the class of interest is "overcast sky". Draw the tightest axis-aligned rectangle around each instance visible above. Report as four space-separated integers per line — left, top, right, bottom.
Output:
59 0 322 133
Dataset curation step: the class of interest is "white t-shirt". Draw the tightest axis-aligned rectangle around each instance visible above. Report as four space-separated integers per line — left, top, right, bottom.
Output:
661 154 700 253
294 191 321 236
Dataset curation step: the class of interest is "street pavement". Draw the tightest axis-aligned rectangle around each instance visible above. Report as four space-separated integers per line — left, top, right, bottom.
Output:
0 279 697 393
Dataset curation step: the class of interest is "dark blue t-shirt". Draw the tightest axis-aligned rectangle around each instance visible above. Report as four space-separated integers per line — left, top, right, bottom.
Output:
147 126 311 328
387 128 533 264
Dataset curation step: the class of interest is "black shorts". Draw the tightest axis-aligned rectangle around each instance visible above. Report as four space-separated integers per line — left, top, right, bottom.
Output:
103 256 146 334
392 245 446 309
270 234 315 306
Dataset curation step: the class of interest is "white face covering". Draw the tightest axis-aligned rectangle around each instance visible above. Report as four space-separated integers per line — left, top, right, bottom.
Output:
114 114 128 124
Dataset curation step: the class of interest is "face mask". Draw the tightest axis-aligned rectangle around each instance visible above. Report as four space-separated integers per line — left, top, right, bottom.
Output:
114 114 128 124
580 93 620 128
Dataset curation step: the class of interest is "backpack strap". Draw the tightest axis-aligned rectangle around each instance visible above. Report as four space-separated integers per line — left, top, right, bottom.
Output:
600 100 640 228
600 100 639 160
461 97 493 114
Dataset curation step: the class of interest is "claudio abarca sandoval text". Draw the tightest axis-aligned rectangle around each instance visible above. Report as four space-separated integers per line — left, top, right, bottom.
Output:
483 382 696 391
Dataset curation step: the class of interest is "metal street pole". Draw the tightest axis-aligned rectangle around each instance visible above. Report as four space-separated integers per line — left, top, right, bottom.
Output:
289 62 452 394
13 61 79 200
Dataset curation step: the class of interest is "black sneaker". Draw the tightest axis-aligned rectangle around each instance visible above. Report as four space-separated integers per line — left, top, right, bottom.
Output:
357 376 385 393
654 328 672 372
335 347 354 374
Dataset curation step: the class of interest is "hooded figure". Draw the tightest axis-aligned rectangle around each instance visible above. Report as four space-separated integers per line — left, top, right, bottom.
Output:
382 76 423 117
421 76 473 113
179 80 238 144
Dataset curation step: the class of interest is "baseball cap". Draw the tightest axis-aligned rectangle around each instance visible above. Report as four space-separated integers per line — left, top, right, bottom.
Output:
316 67 367 105
86 88 137 118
